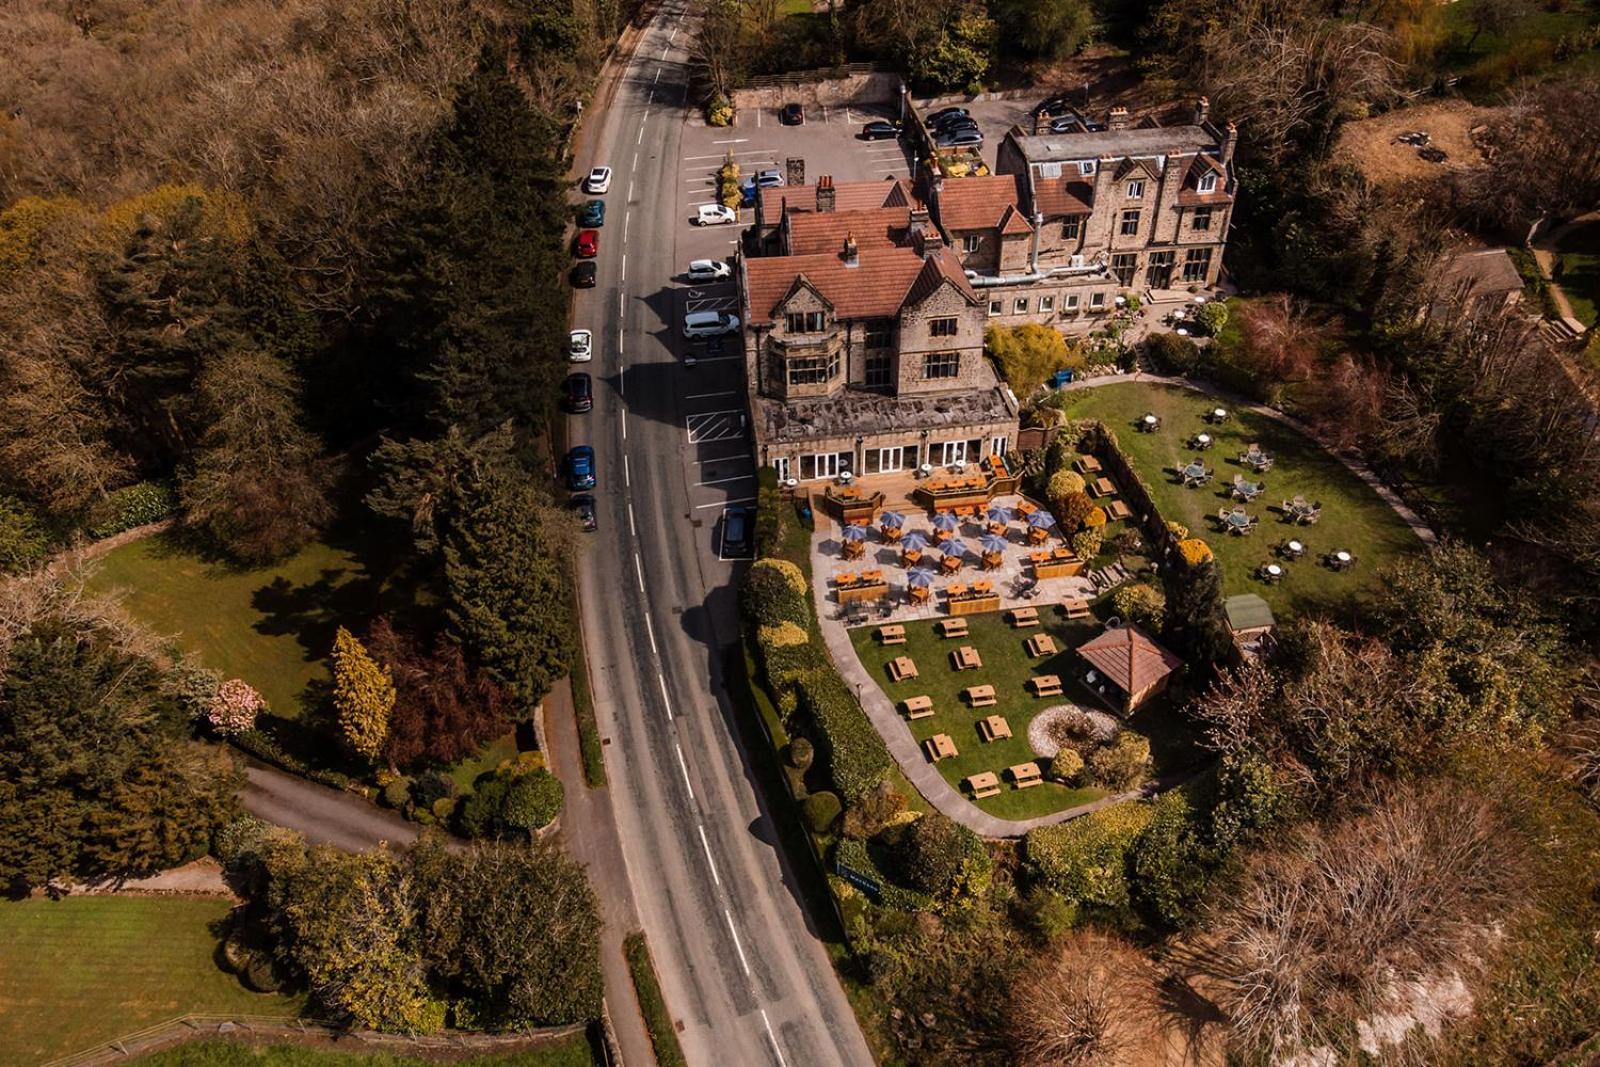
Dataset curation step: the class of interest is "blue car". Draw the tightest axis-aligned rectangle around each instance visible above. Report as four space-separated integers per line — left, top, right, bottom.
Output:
565 445 596 490
579 198 606 226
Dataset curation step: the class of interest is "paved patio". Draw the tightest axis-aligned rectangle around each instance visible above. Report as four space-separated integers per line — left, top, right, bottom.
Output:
808 493 1096 624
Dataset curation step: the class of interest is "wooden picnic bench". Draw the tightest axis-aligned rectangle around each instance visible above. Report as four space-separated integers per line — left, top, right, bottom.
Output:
1008 606 1040 628
1060 597 1092 620
924 734 959 762
888 656 919 682
877 624 906 645
1074 455 1102 474
901 695 935 720
951 645 983 671
937 618 969 639
963 771 1002 799
1105 500 1133 522
1025 633 1057 657
1008 761 1044 789
978 714 1011 742
1027 674 1064 697
963 684 997 708
1089 477 1117 498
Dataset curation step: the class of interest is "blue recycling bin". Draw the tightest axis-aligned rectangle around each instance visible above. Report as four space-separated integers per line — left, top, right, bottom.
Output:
1052 369 1075 388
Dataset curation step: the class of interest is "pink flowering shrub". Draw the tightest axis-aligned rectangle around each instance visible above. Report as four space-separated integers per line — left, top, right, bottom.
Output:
208 678 264 736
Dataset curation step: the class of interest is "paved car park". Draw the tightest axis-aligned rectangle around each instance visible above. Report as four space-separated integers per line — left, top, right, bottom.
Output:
916 95 1038 169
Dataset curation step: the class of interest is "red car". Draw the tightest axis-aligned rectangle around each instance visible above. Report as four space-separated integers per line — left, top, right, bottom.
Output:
576 229 599 258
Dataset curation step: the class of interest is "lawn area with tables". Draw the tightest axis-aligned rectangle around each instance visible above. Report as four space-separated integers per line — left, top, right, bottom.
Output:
849 608 1201 821
1060 381 1421 615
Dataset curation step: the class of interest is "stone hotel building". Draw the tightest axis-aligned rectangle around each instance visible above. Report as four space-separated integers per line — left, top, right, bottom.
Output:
737 101 1237 484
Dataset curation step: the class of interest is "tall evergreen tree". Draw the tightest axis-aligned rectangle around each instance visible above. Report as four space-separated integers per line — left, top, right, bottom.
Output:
331 627 396 762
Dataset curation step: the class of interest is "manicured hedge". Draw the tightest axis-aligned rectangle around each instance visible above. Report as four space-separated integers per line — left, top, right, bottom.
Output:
755 466 783 558
834 836 934 913
796 667 893 803
86 480 176 539
1024 801 1153 911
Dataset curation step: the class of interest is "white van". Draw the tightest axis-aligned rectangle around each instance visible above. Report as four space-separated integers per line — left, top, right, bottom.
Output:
683 310 741 338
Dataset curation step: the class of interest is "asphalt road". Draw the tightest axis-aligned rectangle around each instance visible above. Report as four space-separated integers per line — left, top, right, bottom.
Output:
566 6 874 1066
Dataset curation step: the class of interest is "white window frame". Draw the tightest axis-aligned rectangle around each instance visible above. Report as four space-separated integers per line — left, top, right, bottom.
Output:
1065 293 1080 310
866 446 904 474
963 234 981 254
774 457 791 482
1090 292 1106 309
1013 297 1029 314
934 440 968 466
1078 161 1096 176
988 299 1003 317
805 451 851 480
990 435 1009 458
1126 179 1145 199
1198 172 1218 194
1040 295 1055 312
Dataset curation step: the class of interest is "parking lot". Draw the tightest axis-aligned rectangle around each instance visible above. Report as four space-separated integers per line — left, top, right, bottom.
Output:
917 95 1037 170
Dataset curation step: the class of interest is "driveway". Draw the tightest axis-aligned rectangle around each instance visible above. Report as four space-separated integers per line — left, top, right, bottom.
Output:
240 763 419 852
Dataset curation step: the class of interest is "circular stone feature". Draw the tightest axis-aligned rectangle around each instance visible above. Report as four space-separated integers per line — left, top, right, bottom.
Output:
1029 704 1122 758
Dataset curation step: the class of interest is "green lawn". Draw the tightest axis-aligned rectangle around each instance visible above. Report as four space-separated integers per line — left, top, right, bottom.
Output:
849 609 1202 821
136 1038 595 1066
0 897 301 1065
1555 220 1600 328
1061 382 1421 615
86 530 379 722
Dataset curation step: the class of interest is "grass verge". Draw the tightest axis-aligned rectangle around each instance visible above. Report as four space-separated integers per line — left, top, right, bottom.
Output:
0 897 302 1064
622 932 687 1067
568 583 606 788
135 1037 595 1066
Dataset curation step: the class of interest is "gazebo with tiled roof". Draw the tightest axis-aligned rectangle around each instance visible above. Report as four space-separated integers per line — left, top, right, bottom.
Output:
1075 621 1183 713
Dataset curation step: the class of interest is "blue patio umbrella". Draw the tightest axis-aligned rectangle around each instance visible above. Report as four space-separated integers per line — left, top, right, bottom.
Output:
900 530 931 551
1028 510 1057 529
985 505 1014 525
979 534 1009 554
942 538 969 558
931 511 961 532
907 569 934 588
841 525 870 542
880 510 906 529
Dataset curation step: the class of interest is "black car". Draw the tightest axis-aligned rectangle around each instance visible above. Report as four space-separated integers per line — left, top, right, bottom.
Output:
572 494 598 532
859 120 899 141
722 507 753 557
570 261 597 288
926 106 969 126
780 102 805 125
564 372 593 413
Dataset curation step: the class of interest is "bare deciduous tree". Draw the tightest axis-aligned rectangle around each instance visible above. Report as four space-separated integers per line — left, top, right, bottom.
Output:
1011 930 1158 1067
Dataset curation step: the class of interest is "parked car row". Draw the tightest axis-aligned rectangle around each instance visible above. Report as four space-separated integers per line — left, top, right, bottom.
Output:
564 167 611 524
926 106 983 149
571 165 613 288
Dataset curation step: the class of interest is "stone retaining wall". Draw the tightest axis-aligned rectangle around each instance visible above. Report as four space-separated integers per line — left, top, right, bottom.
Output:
733 69 903 113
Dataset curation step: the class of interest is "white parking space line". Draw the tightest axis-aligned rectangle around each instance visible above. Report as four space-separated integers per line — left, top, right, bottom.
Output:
685 410 747 443
712 138 748 144
684 296 735 313
686 390 739 400
697 474 752 487
694 495 757 509
683 150 779 161
684 354 743 364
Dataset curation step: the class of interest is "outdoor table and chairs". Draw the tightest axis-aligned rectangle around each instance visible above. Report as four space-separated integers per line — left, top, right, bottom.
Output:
963 771 1001 798
1027 524 1051 545
1189 432 1214 451
1232 475 1266 502
925 734 959 763
978 715 1012 742
1090 477 1118 499
901 547 923 568
1257 563 1284 585
938 617 970 639
1008 606 1040 628
1026 633 1057 657
901 695 935 720
1060 597 1092 620
1031 547 1084 579
877 624 907 645
1008 762 1044 789
1218 507 1258 535
1139 413 1161 432
908 583 931 604
1327 549 1357 571
971 580 995 594
1016 499 1040 518
1181 460 1211 488
940 553 964 575
1074 456 1103 475
1027 674 1064 698
981 550 1004 571
1279 538 1306 560
952 645 983 671
842 538 866 559
963 684 998 708
1207 407 1230 424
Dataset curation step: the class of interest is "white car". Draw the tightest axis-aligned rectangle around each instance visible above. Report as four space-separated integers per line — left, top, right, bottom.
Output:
583 166 612 194
568 329 593 362
696 204 738 226
685 259 733 282
683 310 741 338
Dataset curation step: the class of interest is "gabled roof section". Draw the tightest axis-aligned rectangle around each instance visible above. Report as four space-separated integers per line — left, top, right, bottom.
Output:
777 272 834 315
997 203 1034 236
1076 623 1182 696
933 173 1027 233
745 248 930 323
1112 155 1162 182
760 178 916 219
902 249 980 308
1033 177 1093 217
881 182 912 209
786 205 909 255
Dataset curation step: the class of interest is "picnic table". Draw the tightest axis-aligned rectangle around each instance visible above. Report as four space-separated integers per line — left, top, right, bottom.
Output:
1008 762 1044 789
1258 563 1284 584
877 624 906 645
1016 499 1040 517
1139 413 1161 432
1026 525 1052 546
888 656 919 682
1074 456 1103 474
951 645 983 671
1090 477 1118 498
1207 407 1230 423
1328 550 1356 571
978 715 1012 742
938 618 970 639
1026 633 1058 657
1027 674 1064 697
1008 607 1040 628
1060 597 1092 620
925 734 959 762
902 548 923 567
963 684 997 708
901 695 935 720
1105 501 1132 522
908 584 931 603
1180 460 1210 487
1190 432 1214 450
981 550 1004 571
1280 539 1306 560
940 554 963 575
963 771 1001 799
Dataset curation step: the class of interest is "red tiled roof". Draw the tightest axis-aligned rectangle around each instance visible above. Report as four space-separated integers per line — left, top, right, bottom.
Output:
1075 623 1182 696
1033 177 1093 217
761 178 915 219
935 174 1026 233
1177 154 1233 206
997 203 1034 236
902 250 980 307
745 248 928 321
786 206 910 255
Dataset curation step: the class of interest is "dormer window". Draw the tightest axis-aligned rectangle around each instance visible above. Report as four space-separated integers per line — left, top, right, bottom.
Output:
1079 161 1097 177
1198 172 1218 194
1126 179 1145 199
785 311 826 333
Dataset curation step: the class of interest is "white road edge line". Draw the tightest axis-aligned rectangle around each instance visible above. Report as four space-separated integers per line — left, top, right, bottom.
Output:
633 552 645 592
627 501 637 536
697 823 722 887
760 1010 791 1067
653 68 661 83
724 908 752 976
674 741 694 797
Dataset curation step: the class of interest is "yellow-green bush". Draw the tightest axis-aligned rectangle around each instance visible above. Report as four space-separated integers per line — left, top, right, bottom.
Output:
1024 801 1153 910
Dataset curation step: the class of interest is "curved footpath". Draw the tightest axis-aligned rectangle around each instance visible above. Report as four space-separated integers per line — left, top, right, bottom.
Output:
813 369 1438 839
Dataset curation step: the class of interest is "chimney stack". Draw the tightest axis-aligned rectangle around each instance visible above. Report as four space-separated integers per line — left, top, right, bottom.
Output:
1107 106 1130 131
842 231 859 267
1222 121 1238 166
816 175 835 214
1194 96 1209 126
913 224 943 258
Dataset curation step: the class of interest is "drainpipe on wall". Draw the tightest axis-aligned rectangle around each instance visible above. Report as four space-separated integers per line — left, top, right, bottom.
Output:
1029 212 1042 274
